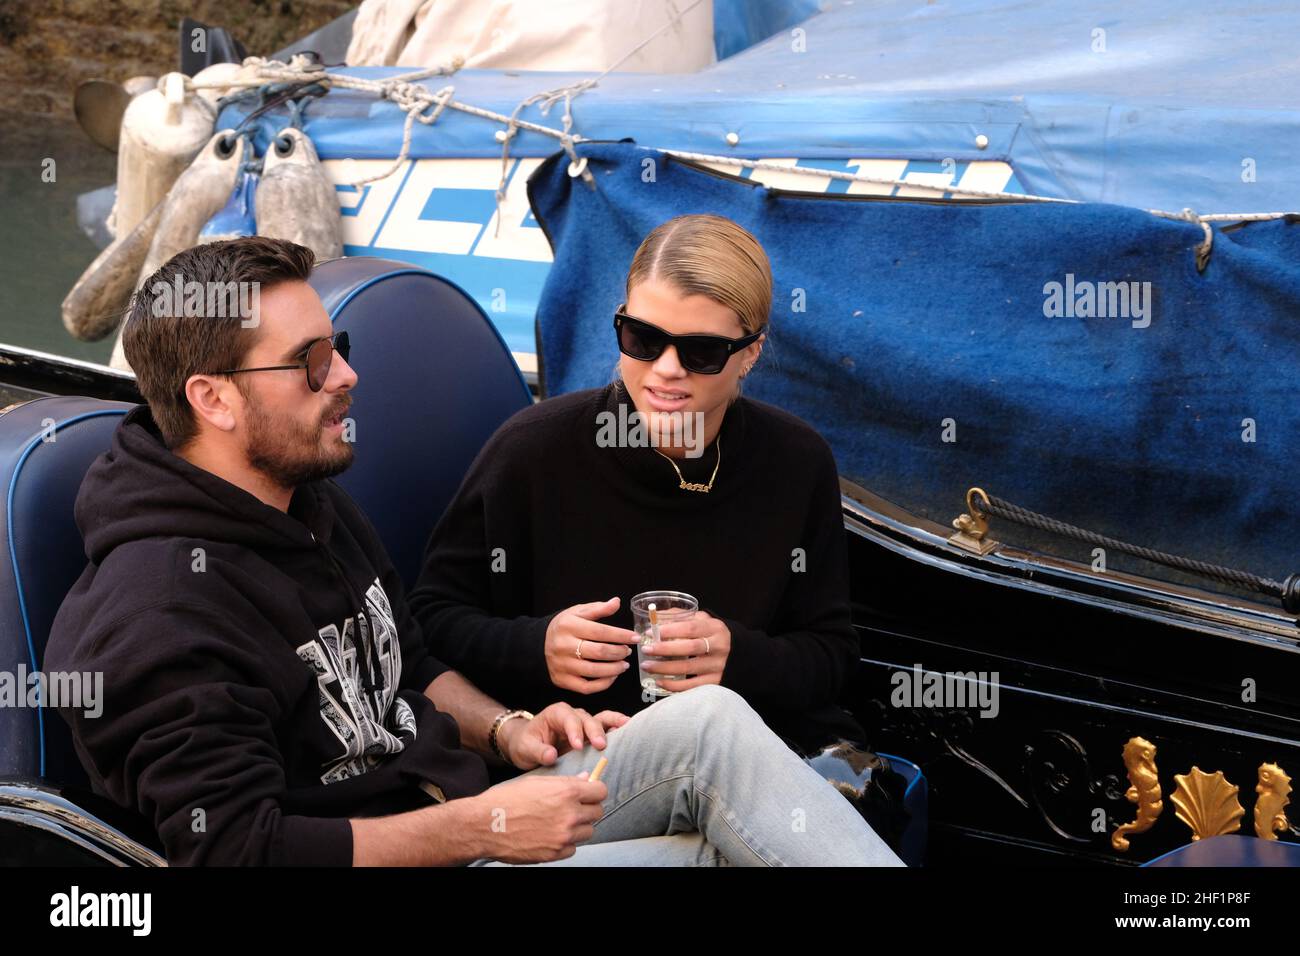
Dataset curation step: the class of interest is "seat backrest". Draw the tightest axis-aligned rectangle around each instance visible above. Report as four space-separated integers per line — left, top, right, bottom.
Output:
309 258 533 591
1 263 527 785
0 396 131 785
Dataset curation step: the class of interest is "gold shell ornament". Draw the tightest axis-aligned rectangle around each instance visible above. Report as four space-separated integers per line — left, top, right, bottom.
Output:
1171 768 1244 841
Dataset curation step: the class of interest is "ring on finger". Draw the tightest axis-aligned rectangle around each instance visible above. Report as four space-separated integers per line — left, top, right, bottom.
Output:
576 640 585 660
703 638 711 655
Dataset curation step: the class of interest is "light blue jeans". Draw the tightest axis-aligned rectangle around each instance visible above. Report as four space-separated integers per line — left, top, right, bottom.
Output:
471 684 905 866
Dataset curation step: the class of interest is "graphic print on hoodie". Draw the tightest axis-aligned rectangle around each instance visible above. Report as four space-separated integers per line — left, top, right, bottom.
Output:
45 405 489 866
300 578 417 783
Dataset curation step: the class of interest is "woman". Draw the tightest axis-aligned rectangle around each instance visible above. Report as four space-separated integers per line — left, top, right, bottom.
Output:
408 213 864 752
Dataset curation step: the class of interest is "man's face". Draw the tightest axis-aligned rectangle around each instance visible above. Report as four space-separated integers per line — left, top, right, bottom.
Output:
235 281 357 488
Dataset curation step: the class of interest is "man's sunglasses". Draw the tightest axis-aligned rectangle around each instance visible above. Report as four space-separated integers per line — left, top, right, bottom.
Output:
210 331 350 393
614 306 764 375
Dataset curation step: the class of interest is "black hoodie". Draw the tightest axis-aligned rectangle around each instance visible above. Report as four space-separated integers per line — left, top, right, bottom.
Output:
45 406 489 866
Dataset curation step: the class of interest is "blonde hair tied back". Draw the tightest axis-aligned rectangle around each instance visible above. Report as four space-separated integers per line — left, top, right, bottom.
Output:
625 214 773 337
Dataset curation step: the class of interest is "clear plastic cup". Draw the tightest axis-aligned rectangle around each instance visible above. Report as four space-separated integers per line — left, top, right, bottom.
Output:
631 590 699 699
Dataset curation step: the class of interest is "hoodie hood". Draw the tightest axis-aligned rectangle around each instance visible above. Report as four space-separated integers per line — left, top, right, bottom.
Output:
76 405 336 563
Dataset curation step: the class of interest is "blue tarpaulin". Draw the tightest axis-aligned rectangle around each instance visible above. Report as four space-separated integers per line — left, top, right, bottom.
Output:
224 0 1300 212
215 0 1300 360
527 140 1300 587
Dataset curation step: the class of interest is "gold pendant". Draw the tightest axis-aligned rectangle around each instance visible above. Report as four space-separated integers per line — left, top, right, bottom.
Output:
679 479 711 493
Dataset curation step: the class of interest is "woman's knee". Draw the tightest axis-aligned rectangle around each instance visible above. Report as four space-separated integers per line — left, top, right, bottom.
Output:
658 684 757 727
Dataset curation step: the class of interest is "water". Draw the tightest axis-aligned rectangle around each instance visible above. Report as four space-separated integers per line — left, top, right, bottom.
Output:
0 115 119 365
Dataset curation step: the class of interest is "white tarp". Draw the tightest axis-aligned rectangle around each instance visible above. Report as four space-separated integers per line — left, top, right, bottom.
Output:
346 0 716 72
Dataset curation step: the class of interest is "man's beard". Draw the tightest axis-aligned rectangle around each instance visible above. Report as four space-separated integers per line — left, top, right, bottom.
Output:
244 396 353 488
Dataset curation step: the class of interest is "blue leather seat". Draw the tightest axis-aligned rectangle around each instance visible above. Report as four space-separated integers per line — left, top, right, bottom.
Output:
0 395 160 863
309 258 533 591
0 396 131 786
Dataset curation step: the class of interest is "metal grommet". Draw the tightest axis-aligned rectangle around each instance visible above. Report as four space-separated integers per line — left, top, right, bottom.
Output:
567 156 589 178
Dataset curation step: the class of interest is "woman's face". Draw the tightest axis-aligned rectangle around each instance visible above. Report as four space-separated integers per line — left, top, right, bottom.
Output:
620 278 763 455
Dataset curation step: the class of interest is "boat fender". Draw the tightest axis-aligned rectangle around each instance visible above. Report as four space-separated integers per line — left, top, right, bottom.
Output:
254 127 343 261
106 130 246 371
61 199 164 342
110 72 217 241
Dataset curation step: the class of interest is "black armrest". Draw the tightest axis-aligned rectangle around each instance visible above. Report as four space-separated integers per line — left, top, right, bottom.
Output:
0 779 165 866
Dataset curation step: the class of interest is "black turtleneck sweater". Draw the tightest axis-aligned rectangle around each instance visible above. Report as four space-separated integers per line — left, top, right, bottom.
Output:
408 382 863 749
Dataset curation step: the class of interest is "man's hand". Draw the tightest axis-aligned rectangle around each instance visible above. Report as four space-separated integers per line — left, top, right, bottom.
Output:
640 611 732 692
472 773 608 863
543 597 639 693
499 702 630 770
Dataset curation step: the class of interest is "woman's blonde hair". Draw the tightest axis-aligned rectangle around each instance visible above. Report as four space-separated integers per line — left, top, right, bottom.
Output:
625 214 772 336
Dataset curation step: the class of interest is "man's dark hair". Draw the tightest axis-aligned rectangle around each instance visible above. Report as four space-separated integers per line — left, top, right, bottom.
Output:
124 236 316 449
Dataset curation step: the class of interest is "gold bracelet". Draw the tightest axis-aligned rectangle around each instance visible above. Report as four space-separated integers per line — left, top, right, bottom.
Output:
488 709 534 761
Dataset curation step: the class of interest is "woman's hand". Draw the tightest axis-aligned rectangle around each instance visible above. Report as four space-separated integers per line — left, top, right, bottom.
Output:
641 611 732 692
544 597 640 693
499 702 631 770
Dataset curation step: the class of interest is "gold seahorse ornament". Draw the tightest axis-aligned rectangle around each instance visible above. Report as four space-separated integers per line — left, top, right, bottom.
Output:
1113 737 1163 851
1254 762 1292 840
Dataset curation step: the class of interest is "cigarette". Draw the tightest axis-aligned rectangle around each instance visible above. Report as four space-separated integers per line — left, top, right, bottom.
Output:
648 603 661 644
589 757 609 784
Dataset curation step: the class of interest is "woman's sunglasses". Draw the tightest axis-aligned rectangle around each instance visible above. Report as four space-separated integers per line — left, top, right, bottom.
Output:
614 306 764 375
211 330 350 393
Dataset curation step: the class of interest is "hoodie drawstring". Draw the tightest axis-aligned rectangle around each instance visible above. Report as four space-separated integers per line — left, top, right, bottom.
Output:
313 533 387 714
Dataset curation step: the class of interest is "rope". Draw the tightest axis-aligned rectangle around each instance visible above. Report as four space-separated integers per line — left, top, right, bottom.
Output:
489 0 710 216
973 492 1300 611
350 82 456 186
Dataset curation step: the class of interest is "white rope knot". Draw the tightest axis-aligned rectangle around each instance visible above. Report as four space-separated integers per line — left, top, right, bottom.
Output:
1180 207 1214 272
345 82 455 187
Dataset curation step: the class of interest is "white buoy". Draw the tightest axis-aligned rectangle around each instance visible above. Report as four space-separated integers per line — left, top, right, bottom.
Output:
111 72 215 240
255 128 343 261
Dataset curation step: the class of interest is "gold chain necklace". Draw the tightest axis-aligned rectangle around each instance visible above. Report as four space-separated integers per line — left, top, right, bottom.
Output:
653 434 721 493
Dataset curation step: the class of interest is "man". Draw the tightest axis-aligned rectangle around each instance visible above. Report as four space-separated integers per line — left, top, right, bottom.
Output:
45 236 903 866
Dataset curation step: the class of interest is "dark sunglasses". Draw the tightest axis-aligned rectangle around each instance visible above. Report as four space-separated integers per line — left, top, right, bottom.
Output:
614 306 764 375
211 330 350 393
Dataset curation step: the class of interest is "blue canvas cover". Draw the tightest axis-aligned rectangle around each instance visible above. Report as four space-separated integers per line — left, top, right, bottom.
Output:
526 140 1300 590
222 0 1300 212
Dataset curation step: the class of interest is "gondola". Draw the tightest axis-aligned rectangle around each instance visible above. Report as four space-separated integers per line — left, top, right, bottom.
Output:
3 0 1298 867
